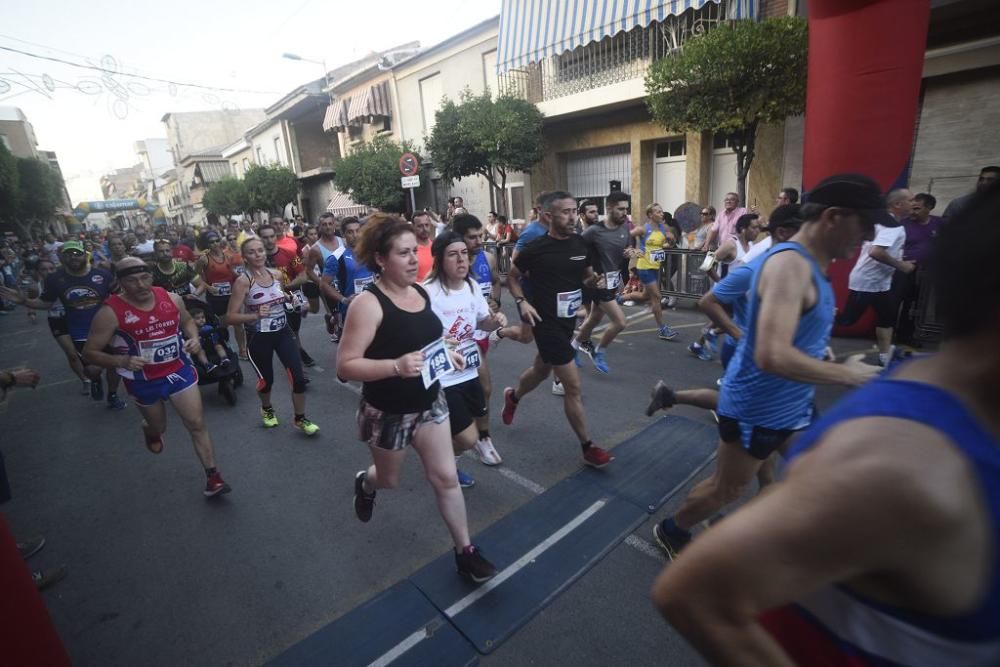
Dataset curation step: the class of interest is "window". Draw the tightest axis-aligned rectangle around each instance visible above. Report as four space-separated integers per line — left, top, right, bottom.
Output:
508 185 525 220
347 123 363 141
482 50 498 99
273 137 282 165
256 147 264 164
378 117 392 133
242 157 250 172
655 139 687 158
231 161 239 176
0 134 9 151
419 73 443 132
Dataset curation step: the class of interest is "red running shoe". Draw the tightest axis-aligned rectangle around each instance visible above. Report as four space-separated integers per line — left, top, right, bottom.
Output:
582 445 614 469
501 387 518 425
204 472 232 498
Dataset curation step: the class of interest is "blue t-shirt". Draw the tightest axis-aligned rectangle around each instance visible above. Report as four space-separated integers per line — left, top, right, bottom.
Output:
514 221 546 251
40 267 115 341
710 256 764 345
325 248 375 314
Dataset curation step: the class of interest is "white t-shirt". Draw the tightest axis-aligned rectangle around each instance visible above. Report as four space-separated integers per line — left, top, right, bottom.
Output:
134 240 155 255
848 224 906 293
423 279 490 387
741 235 773 265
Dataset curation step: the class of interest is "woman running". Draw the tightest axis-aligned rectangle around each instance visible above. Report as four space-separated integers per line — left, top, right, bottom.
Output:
423 232 508 488
337 214 497 584
196 230 247 359
224 237 319 436
630 203 679 340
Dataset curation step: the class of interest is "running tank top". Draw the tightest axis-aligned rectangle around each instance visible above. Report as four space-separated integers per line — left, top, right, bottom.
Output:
317 238 346 266
760 377 1000 666
243 271 288 333
636 223 669 270
471 251 493 341
362 283 444 414
204 252 237 296
106 287 188 381
717 242 835 429
728 234 752 268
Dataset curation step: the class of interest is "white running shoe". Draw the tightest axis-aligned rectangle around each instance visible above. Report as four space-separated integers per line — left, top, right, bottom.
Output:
474 437 503 466
552 380 565 396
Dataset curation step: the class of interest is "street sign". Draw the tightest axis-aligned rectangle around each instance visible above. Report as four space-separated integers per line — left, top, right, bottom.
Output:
401 175 420 189
399 152 420 177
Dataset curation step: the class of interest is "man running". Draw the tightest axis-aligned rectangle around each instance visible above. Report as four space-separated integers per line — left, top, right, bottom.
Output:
322 217 373 326
150 239 200 296
259 224 314 368
574 191 638 374
82 258 231 497
412 211 435 282
651 182 1000 667
502 191 614 469
651 174 883 559
305 212 346 334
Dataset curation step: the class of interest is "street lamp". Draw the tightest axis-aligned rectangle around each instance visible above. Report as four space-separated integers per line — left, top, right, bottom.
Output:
282 52 328 88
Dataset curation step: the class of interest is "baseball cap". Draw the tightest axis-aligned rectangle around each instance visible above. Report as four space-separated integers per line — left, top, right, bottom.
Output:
61 240 85 254
805 173 891 225
765 204 803 231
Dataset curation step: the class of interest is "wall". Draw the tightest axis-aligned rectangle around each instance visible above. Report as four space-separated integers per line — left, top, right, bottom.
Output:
164 109 265 162
0 119 39 159
290 108 339 173
333 72 399 158
250 121 288 167
227 146 255 178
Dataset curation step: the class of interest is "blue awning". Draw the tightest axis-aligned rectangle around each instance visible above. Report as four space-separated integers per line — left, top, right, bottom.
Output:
497 0 757 73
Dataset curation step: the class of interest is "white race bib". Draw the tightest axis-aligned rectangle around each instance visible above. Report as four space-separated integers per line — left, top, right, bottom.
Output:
354 275 374 294
284 290 307 313
479 281 492 298
259 309 287 332
650 249 667 263
556 289 583 318
420 337 454 389
457 340 481 370
212 281 232 296
604 270 622 290
139 335 180 364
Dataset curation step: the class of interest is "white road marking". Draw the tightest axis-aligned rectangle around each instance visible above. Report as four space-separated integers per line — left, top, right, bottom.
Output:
495 467 546 495
624 535 665 561
368 628 433 667
591 309 652 334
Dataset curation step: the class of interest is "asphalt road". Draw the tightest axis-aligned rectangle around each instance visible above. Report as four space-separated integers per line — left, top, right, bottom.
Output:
0 297 873 666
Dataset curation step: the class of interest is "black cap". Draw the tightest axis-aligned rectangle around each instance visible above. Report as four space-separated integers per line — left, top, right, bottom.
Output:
765 204 802 230
805 173 891 225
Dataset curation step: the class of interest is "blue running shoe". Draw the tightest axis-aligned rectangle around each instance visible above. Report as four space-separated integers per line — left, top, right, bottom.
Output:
658 325 678 341
592 350 610 374
703 329 719 356
457 468 476 488
107 393 127 410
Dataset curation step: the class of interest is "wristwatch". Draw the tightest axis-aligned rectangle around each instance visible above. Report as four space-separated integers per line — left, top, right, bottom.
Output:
514 297 525 306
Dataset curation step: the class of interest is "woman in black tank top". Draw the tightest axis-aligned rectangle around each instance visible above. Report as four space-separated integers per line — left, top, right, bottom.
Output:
336 214 496 583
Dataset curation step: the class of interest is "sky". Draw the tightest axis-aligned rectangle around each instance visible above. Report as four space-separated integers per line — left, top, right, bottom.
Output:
0 0 502 203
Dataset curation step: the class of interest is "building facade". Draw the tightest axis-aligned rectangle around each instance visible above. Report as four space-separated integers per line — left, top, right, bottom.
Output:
0 106 40 159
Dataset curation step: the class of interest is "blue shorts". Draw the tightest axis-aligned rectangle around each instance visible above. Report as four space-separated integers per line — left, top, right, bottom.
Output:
123 364 198 407
636 268 659 285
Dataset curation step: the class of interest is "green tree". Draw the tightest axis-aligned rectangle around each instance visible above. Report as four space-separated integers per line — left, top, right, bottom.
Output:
244 164 299 215
0 142 20 223
334 135 418 212
202 177 250 217
645 16 807 204
426 90 544 215
16 157 62 221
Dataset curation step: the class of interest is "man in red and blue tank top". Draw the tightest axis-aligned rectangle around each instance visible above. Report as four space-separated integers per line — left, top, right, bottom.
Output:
650 184 1000 666
83 258 231 498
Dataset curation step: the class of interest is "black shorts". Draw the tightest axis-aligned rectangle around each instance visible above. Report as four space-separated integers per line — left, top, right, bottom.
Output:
444 378 487 436
532 319 576 366
302 281 319 299
206 294 231 318
837 289 900 328
48 317 69 338
583 287 617 304
717 414 801 460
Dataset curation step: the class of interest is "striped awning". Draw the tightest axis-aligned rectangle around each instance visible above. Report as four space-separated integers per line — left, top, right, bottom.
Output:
497 0 756 73
326 189 367 216
323 98 350 132
347 80 393 124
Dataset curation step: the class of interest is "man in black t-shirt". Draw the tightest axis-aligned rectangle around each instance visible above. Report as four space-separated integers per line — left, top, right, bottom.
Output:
502 190 615 469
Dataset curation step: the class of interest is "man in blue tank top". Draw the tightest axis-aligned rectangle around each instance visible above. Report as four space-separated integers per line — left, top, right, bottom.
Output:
653 174 885 560
651 182 1000 667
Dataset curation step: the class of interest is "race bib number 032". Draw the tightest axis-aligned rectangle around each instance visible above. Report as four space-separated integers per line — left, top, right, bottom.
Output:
139 335 180 364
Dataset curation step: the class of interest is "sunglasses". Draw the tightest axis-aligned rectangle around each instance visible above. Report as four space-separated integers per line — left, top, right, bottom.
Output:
700 211 711 215
63 250 85 257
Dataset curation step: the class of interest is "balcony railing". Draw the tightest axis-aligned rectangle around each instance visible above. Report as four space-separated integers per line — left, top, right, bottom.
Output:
499 0 731 104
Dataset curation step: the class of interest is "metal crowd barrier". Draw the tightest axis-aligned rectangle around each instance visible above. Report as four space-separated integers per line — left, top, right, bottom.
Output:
484 241 514 275
656 248 715 302
911 267 943 343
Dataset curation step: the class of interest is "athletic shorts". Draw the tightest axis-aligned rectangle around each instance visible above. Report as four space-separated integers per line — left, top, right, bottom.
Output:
717 414 803 460
532 319 576 366
123 364 198 407
357 390 449 451
206 294 230 318
583 287 617 303
837 289 899 328
444 378 487 436
302 281 319 299
636 268 660 285
48 317 69 338
475 337 489 355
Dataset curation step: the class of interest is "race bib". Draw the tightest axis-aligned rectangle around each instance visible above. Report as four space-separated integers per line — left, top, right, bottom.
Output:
139 335 180 364
234 265 246 276
420 337 454 389
212 281 232 296
604 270 622 290
354 275 375 294
457 340 481 370
650 249 667 263
258 306 287 332
479 281 492 298
556 289 583 319
285 290 307 312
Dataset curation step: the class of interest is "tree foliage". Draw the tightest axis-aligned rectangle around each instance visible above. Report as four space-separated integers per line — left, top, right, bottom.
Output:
244 164 299 214
202 177 250 217
0 142 20 223
16 156 64 221
426 90 544 214
334 134 418 213
645 16 807 203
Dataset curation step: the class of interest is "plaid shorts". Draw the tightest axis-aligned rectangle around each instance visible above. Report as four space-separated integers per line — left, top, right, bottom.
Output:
357 390 449 451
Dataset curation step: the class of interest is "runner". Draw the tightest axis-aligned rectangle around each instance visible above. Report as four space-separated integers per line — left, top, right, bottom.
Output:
195 230 246 360
502 190 615 469
32 257 89 393
225 237 319 436
336 213 497 584
412 210 435 282
150 240 200 296
258 223 314 368
306 213 347 336
423 232 508 486
0 241 125 408
711 213 760 273
79 258 231 497
573 191 639 374
321 217 373 337
630 203 679 341
651 174 884 560
651 182 1000 667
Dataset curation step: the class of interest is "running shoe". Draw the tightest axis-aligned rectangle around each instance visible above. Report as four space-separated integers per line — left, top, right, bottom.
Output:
551 380 565 396
488 328 504 348
294 416 320 436
501 387 518 425
455 545 497 584
577 340 595 359
32 566 67 592
106 393 127 411
17 536 45 560
645 380 677 417
354 471 376 523
90 375 104 401
687 341 713 362
658 325 679 341
301 350 316 368
652 522 691 561
325 314 337 335
220 357 231 369
667 296 677 308
703 328 719 355
474 437 503 466
457 468 476 488
206 363 220 376
623 300 636 307
239 349 249 362
582 445 614 469
80 380 91 396
203 471 232 498
592 350 610 374
261 407 279 428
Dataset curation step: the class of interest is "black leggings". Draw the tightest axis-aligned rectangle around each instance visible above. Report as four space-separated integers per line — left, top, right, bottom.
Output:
246 326 307 394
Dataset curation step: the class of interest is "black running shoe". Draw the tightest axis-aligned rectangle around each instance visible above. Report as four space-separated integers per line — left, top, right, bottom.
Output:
645 380 677 417
652 522 690 561
301 350 316 367
354 471 376 523
577 339 595 359
90 375 104 401
455 545 497 584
